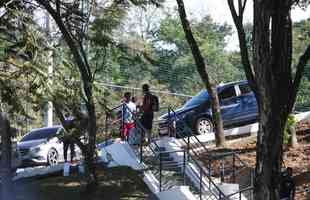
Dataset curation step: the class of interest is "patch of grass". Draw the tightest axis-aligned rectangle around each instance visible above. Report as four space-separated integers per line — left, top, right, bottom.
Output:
4 166 151 200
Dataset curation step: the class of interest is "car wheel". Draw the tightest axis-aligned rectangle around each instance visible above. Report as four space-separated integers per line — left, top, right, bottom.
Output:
196 117 213 135
47 148 59 166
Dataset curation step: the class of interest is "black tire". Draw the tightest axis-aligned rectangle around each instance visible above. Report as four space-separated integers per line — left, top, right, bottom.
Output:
195 117 213 135
47 148 59 166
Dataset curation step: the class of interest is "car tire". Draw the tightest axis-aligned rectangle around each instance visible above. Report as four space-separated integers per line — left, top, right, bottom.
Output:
47 148 59 166
195 117 213 135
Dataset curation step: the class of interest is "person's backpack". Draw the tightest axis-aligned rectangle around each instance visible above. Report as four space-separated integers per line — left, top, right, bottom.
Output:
151 94 159 112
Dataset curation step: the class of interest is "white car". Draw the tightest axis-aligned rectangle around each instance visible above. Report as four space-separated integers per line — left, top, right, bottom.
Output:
18 126 80 166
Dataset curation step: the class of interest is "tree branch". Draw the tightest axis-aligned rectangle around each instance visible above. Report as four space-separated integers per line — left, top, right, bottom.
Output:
291 44 310 107
242 0 247 14
227 0 257 93
228 0 239 21
238 0 242 17
79 42 92 78
0 0 12 8
56 0 60 16
175 0 210 83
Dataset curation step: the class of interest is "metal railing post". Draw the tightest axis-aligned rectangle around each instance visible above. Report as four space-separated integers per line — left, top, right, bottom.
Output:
220 161 225 183
199 166 202 200
187 136 190 160
208 159 211 189
159 152 162 192
233 153 236 183
121 103 125 139
168 107 171 137
139 130 143 163
183 150 186 185
135 126 143 163
251 170 254 200
104 111 109 146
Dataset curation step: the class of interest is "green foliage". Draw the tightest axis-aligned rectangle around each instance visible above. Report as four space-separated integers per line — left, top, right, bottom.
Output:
152 13 243 93
292 18 310 67
0 4 50 133
296 77 310 111
293 18 310 111
284 114 296 145
90 2 127 46
6 0 308 145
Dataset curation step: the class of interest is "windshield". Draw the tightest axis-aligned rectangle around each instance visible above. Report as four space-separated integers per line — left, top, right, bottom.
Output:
20 127 59 142
183 90 208 108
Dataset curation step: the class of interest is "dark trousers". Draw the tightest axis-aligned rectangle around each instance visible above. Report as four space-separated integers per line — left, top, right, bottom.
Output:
63 139 75 162
140 112 154 142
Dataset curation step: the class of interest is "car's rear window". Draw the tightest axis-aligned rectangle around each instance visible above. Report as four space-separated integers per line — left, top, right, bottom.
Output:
183 90 208 108
20 128 59 142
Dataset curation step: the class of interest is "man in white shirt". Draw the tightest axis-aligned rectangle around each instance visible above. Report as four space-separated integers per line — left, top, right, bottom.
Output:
122 92 136 140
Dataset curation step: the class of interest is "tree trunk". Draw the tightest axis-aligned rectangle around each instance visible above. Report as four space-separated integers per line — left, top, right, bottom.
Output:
255 102 289 200
84 98 97 190
209 85 225 146
0 114 14 200
253 1 293 199
228 0 310 199
36 1 98 189
176 0 225 146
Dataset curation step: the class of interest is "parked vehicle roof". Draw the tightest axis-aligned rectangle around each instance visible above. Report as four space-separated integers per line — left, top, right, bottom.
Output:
20 126 62 142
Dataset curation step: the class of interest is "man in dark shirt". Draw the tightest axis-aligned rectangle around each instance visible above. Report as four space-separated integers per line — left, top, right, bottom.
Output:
140 84 154 143
62 116 76 163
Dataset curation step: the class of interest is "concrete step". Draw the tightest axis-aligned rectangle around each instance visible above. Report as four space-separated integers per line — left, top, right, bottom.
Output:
162 164 182 172
150 169 186 191
155 146 166 152
159 155 174 162
156 186 197 200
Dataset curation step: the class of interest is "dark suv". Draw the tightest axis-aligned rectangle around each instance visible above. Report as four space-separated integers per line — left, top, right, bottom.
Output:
158 80 258 136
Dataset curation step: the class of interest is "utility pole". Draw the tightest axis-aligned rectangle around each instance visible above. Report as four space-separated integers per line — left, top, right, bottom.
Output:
44 11 53 127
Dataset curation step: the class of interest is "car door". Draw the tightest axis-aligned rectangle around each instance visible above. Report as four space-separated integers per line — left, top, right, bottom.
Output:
236 83 258 122
218 84 242 126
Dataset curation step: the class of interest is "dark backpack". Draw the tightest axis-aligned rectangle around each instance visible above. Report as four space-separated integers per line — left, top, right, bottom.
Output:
151 94 159 112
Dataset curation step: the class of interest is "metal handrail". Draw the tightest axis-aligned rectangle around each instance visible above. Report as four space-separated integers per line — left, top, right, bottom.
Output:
167 107 212 165
166 106 254 199
159 149 185 154
158 149 187 192
105 103 188 192
167 107 210 153
167 106 229 199
225 186 254 199
105 104 253 199
187 152 229 199
105 103 146 162
108 104 124 112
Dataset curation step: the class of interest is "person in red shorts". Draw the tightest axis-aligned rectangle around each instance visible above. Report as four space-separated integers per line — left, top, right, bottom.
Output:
121 92 136 140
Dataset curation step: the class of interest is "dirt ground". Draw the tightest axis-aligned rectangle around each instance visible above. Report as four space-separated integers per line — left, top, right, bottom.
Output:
204 120 310 200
